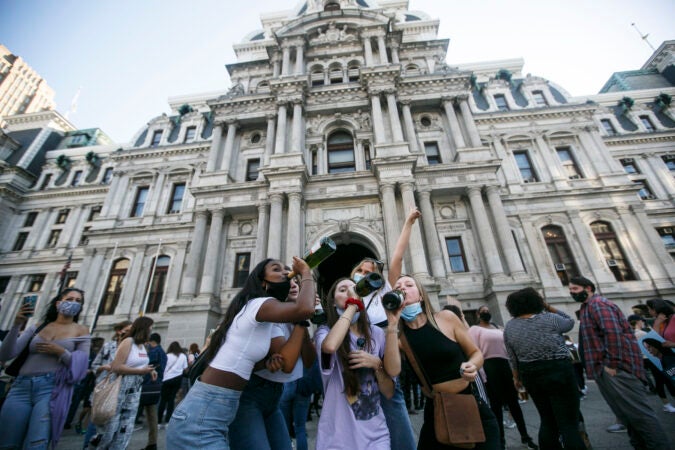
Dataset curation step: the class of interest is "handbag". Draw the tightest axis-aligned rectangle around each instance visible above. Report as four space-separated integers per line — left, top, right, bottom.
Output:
91 372 122 426
4 323 48 378
399 330 485 448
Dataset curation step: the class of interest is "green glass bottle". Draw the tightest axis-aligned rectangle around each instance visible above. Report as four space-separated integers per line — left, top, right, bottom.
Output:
354 272 383 297
289 236 337 277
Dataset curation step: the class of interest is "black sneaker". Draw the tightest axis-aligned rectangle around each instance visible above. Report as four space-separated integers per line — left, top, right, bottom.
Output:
522 437 539 449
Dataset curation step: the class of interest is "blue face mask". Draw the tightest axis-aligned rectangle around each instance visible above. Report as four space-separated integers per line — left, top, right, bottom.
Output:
352 273 364 282
58 301 82 317
401 302 423 322
336 307 360 324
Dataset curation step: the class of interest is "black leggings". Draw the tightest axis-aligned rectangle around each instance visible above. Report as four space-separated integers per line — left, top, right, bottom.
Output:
158 376 183 423
483 358 530 445
646 359 675 399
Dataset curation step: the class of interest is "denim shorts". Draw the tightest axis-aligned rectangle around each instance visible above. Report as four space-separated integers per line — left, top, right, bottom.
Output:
166 380 241 450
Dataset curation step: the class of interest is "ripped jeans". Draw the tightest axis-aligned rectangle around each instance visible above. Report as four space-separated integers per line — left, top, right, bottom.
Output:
0 372 55 450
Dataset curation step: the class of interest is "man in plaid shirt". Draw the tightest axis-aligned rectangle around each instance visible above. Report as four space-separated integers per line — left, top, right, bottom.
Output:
570 276 670 450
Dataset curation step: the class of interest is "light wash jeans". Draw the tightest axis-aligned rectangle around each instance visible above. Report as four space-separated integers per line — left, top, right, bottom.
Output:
229 374 291 450
0 372 55 450
279 380 312 450
166 380 241 450
380 380 416 450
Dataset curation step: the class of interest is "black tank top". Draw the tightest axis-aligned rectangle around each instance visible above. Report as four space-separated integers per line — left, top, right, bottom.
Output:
403 320 467 385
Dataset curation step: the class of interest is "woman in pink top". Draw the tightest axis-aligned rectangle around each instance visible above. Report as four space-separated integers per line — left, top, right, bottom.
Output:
469 306 537 450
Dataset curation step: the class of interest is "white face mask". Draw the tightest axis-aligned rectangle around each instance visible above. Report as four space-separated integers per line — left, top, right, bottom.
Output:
565 340 573 345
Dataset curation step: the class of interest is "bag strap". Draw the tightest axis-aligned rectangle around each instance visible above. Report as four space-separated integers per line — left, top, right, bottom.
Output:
399 327 435 398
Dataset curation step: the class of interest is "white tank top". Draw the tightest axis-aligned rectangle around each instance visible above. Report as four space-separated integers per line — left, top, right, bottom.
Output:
209 297 274 380
125 341 149 368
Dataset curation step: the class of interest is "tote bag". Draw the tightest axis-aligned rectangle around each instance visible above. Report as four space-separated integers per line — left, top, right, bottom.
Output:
91 373 122 426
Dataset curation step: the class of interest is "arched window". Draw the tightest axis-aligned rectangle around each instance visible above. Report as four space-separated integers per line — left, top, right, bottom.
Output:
99 258 130 315
327 131 355 174
325 2 340 11
590 221 635 281
347 63 360 82
329 65 343 84
145 255 170 313
405 64 420 75
256 81 270 93
311 67 325 87
542 225 579 285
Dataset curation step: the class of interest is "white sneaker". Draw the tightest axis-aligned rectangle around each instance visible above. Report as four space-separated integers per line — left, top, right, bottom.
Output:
606 424 627 433
503 418 516 429
663 403 675 413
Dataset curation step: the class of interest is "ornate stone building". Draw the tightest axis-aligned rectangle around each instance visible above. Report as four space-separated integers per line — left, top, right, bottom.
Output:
0 44 56 118
1 1 673 343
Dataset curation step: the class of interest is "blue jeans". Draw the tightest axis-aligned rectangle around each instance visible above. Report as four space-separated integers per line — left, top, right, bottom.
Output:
229 374 291 450
82 423 97 449
167 380 241 450
0 372 55 450
380 380 416 450
279 380 311 450
520 359 585 450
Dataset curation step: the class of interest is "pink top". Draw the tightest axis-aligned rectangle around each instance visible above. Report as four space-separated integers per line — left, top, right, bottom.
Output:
662 316 675 343
468 325 509 360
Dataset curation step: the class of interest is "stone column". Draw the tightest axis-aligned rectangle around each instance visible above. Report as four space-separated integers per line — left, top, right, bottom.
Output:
417 190 446 277
390 42 400 64
458 97 482 147
100 172 122 217
370 93 386 144
220 120 238 172
400 101 418 153
145 171 166 217
206 123 224 172
624 205 672 279
535 134 563 180
363 37 373 66
263 114 276 167
385 91 404 142
442 98 466 149
180 210 208 297
281 46 291 76
199 209 225 297
295 45 304 75
274 103 288 154
466 186 503 276
645 154 675 198
272 54 281 78
377 35 388 65
267 193 284 259
290 100 303 153
255 202 269 262
485 186 525 274
379 183 399 260
286 192 303 260
400 182 429 276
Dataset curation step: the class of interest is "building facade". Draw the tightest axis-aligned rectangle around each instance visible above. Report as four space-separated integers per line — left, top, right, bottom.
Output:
0 45 56 119
0 1 673 344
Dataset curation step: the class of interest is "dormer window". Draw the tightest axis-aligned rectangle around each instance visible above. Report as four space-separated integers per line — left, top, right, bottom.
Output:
151 130 162 147
324 2 340 11
184 126 196 143
494 94 509 111
532 90 548 107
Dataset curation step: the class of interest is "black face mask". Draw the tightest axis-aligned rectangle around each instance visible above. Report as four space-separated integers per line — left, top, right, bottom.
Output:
479 312 492 323
571 291 589 303
265 278 291 301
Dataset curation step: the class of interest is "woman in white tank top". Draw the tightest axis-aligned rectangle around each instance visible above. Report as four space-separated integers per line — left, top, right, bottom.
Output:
96 316 156 450
167 257 316 450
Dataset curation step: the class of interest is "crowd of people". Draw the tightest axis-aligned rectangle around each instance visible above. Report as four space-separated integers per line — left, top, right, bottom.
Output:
0 208 674 450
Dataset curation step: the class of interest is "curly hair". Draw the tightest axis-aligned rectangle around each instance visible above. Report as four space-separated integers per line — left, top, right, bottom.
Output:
505 287 545 317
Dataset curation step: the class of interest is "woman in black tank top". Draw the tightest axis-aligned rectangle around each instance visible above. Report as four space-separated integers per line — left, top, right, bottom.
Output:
386 275 501 450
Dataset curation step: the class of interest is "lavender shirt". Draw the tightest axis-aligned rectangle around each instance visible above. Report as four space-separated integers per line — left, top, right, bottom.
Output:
314 325 390 450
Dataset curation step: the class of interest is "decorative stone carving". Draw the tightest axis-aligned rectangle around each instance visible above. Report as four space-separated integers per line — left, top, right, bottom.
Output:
310 22 356 45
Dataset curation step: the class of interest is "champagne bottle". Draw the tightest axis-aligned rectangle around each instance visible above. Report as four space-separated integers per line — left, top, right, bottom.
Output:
288 236 337 277
354 272 383 297
382 290 405 310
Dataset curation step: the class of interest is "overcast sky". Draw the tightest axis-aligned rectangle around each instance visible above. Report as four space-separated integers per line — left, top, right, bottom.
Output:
1 0 673 143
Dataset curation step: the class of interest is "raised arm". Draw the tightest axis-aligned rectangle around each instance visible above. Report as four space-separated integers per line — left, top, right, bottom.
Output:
388 208 422 286
321 304 358 354
257 257 315 323
0 304 35 361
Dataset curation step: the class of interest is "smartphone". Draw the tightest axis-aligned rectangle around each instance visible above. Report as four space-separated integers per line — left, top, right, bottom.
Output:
22 295 38 317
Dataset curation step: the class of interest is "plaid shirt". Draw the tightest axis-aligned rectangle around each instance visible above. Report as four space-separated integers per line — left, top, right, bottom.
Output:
578 293 645 381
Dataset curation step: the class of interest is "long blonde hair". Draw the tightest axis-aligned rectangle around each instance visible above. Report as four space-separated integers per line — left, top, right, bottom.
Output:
398 275 440 331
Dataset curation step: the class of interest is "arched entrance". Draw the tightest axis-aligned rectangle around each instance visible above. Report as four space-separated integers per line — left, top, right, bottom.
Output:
316 233 379 299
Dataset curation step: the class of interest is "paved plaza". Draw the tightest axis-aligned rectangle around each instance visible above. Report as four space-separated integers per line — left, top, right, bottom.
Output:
58 379 675 450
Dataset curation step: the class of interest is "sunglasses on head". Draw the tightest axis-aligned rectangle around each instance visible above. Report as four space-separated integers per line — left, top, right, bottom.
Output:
363 258 384 272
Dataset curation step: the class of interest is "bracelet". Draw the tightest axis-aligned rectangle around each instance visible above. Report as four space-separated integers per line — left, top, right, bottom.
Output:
339 316 353 324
